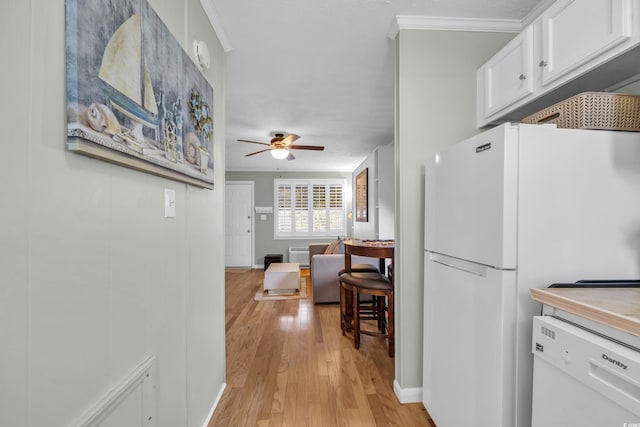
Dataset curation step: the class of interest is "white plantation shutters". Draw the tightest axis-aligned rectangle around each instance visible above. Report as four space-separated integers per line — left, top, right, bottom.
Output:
294 184 309 232
328 184 344 234
275 179 346 238
276 183 292 233
313 185 326 232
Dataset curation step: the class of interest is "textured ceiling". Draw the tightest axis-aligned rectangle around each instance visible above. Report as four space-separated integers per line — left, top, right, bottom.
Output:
209 0 544 171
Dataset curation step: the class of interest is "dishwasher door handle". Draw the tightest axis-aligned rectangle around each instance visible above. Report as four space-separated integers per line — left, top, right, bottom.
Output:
588 358 640 414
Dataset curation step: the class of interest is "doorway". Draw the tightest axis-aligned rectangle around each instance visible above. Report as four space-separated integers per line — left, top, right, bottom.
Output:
225 181 254 267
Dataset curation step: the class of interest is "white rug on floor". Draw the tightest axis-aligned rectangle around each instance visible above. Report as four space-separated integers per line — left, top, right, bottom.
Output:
254 278 307 301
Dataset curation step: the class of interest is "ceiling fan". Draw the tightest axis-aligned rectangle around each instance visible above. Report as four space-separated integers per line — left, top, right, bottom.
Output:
238 132 325 160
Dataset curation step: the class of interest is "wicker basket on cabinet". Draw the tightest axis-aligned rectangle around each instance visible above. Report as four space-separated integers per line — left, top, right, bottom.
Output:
522 92 640 131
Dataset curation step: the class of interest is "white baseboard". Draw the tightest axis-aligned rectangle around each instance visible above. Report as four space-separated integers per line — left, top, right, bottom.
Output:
201 382 226 427
393 380 422 404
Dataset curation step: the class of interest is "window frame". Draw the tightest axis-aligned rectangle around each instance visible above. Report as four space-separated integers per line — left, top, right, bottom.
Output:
273 178 347 239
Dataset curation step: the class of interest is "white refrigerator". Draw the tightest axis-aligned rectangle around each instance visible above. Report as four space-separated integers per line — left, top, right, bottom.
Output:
422 123 640 427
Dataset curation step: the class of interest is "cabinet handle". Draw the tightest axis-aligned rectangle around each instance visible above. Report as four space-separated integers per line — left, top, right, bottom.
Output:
539 60 548 67
519 74 527 80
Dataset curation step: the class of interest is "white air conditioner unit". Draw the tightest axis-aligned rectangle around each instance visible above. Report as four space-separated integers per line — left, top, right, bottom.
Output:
288 247 310 267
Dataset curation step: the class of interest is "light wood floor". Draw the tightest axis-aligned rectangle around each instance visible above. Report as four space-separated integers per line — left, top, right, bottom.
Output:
209 268 435 427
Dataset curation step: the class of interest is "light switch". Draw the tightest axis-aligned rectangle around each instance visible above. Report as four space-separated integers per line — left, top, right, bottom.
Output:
164 189 176 218
260 214 267 221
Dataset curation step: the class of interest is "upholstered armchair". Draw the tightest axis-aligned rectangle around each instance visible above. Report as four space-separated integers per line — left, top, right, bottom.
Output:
309 243 378 303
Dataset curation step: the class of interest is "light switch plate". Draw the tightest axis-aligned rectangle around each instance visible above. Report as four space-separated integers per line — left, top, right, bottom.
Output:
164 189 176 218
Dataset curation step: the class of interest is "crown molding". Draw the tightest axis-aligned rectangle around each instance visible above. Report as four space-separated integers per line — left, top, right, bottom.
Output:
387 0 556 41
225 167 356 173
521 0 556 27
200 0 233 52
387 15 523 40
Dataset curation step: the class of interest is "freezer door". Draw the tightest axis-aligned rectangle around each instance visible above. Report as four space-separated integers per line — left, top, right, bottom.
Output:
423 252 517 427
425 123 518 269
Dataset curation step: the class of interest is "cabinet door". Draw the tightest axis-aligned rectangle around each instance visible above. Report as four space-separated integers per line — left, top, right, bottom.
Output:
478 27 534 121
540 0 632 86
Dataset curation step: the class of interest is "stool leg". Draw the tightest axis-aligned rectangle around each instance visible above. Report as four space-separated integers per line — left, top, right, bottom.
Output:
340 282 346 335
345 286 353 325
387 291 394 357
353 287 360 350
376 296 384 332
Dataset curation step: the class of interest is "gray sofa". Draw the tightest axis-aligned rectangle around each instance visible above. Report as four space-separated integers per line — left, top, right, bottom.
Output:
309 243 378 303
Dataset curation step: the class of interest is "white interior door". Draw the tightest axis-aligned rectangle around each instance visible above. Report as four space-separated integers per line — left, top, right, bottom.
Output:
225 182 254 267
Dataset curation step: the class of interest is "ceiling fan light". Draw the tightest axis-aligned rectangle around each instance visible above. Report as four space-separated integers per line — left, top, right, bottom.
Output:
271 148 289 159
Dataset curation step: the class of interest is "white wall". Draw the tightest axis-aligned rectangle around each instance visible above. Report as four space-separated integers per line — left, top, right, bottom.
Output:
225 170 353 266
352 152 376 239
394 29 515 398
377 144 395 240
352 143 395 240
0 0 226 426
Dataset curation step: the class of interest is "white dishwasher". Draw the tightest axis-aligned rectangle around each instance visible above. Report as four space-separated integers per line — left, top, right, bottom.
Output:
532 313 640 427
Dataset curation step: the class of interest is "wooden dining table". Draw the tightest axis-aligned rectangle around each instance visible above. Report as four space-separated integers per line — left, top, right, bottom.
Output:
342 239 394 279
341 239 395 355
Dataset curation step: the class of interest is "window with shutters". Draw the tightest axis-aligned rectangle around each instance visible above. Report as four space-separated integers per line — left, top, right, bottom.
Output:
274 179 346 238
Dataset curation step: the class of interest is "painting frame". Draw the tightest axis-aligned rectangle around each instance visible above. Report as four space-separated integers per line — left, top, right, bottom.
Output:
65 0 215 189
355 168 368 222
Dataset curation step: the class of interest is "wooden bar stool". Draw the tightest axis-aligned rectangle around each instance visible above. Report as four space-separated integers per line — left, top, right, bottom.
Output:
339 271 394 357
338 263 379 275
338 264 379 318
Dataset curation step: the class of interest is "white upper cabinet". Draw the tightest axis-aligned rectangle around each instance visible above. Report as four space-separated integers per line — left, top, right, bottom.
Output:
539 0 632 86
477 0 639 127
478 27 534 120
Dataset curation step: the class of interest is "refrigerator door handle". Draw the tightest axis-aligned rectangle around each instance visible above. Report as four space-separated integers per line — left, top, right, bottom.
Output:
429 252 489 277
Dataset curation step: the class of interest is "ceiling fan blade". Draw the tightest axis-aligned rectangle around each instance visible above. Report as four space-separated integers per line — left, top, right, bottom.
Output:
238 139 271 146
281 133 300 146
288 144 325 151
244 148 272 157
287 152 295 161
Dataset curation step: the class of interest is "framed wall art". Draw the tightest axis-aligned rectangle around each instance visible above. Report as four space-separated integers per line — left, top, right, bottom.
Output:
65 0 214 189
355 168 368 222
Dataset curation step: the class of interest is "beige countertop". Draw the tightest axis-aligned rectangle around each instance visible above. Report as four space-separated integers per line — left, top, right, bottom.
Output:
530 287 640 336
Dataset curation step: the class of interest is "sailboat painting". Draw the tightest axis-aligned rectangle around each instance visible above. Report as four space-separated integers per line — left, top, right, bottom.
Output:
65 0 215 189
